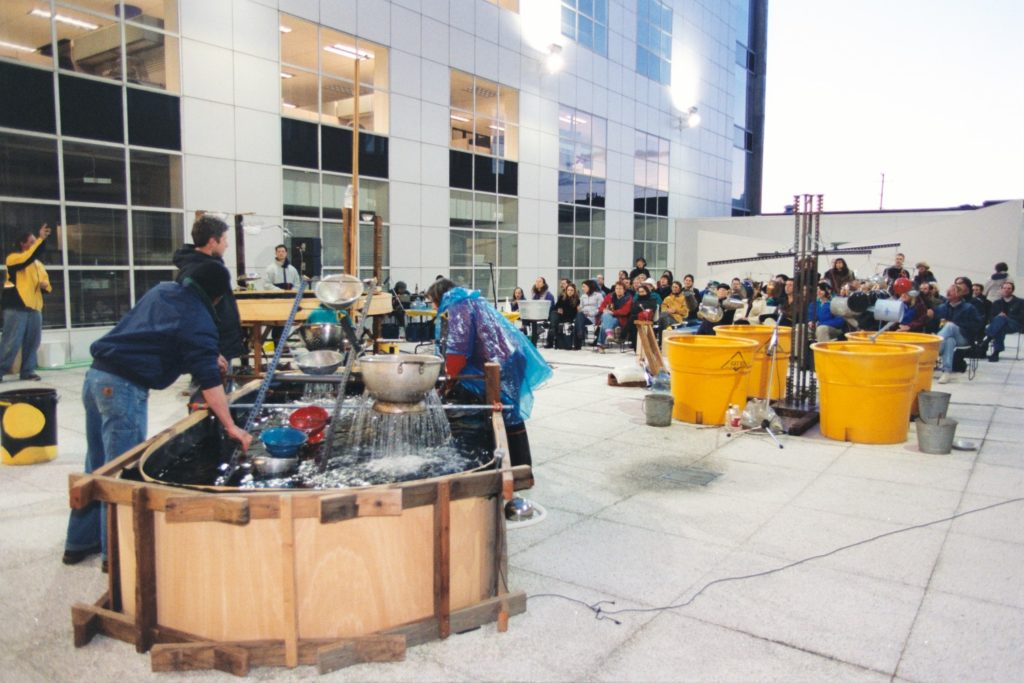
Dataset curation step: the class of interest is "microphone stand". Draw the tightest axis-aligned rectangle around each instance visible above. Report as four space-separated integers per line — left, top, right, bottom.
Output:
487 261 498 308
727 324 785 449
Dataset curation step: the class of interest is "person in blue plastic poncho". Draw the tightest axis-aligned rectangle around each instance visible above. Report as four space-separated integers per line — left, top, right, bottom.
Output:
426 278 552 467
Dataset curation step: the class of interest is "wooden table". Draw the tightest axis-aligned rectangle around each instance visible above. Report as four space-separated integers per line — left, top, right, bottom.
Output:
236 291 393 373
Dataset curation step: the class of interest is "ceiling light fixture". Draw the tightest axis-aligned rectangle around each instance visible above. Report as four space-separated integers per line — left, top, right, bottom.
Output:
282 102 297 109
324 43 373 60
280 72 294 79
0 39 36 53
279 25 292 33
449 114 470 123
29 8 99 30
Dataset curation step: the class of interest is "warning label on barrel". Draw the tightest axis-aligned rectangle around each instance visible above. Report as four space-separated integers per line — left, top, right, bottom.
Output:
721 352 752 372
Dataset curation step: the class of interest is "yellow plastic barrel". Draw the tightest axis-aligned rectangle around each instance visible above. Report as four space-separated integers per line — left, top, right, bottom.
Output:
811 341 923 444
846 331 941 417
0 388 58 465
714 325 792 399
665 336 758 425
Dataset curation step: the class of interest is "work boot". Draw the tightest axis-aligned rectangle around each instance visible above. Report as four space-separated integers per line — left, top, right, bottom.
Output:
62 545 101 565
988 351 1000 363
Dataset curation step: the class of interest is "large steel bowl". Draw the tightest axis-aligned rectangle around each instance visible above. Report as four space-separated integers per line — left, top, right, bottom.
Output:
518 299 551 321
360 354 443 404
300 323 344 350
315 274 364 310
295 350 344 375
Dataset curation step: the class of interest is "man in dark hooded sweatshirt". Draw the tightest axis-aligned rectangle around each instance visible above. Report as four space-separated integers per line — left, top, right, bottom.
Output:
172 215 246 371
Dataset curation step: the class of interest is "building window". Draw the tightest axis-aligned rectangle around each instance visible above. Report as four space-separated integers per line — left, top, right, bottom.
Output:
280 15 389 135
450 70 518 161
449 70 519 295
561 0 608 56
732 1 756 214
449 191 518 298
636 0 672 84
633 131 669 272
557 107 605 284
281 169 391 283
0 0 181 91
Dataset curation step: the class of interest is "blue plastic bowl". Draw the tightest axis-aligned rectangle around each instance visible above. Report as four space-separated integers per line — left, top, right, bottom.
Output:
260 426 307 458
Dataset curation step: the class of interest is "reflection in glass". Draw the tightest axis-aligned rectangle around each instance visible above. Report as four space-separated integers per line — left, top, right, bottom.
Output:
281 70 320 122
0 134 60 199
133 268 175 301
41 270 66 329
0 0 54 68
321 220 343 267
62 141 127 204
54 8 123 81
130 151 182 207
59 74 123 142
69 269 130 326
132 210 183 265
65 206 128 265
450 230 472 267
125 0 180 33
280 16 317 71
283 169 319 218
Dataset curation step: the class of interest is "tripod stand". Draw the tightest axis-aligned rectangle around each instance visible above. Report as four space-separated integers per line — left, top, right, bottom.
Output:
726 325 785 449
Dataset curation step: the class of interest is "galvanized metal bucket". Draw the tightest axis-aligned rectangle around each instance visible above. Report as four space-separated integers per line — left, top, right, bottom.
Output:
916 418 957 455
918 391 951 422
644 393 674 427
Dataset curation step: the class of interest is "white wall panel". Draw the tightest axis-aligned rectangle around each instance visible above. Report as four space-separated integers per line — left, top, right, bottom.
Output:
183 98 235 158
181 40 234 104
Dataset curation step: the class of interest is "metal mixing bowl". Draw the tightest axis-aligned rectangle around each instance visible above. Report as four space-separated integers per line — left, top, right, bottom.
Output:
315 274 364 310
252 454 298 477
504 497 535 521
299 323 344 351
295 350 344 375
360 354 443 404
517 299 551 321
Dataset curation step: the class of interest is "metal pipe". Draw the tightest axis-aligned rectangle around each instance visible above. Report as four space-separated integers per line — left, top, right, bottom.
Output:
221 402 512 411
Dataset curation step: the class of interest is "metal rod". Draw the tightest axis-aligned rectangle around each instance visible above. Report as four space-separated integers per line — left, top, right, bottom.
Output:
223 402 512 411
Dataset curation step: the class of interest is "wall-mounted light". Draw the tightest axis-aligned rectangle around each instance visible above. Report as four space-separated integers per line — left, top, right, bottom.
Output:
545 43 564 73
677 105 700 129
280 72 294 79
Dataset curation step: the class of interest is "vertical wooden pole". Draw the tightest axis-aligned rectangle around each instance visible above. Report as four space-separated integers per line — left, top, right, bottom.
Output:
433 480 451 639
107 503 122 612
132 488 156 653
484 362 501 406
233 213 246 285
280 496 299 667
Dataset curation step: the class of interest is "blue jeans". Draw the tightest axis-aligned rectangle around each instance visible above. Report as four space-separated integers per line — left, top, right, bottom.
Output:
65 368 148 557
937 322 968 372
597 312 622 345
0 308 42 377
986 315 1021 353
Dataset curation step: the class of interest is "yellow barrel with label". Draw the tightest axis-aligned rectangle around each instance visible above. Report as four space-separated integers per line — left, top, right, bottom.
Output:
0 388 58 465
714 325 792 399
811 341 922 444
846 331 941 417
665 336 758 425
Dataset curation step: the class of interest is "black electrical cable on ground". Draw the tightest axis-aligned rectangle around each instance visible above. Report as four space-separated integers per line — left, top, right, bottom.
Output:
529 496 1024 624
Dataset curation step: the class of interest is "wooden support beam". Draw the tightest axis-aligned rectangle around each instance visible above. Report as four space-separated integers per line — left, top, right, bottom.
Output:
164 496 250 525
132 487 157 653
151 643 250 677
72 602 138 648
319 490 403 523
484 362 501 406
279 496 299 668
107 503 122 612
433 480 451 640
316 635 406 675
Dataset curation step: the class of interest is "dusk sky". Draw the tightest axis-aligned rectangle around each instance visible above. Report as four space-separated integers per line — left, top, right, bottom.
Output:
760 0 1023 212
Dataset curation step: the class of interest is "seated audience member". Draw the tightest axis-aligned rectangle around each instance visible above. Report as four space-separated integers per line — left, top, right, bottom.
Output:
660 281 690 329
680 274 700 321
628 257 650 281
697 283 734 335
595 282 633 352
934 284 983 384
734 281 769 325
983 262 1011 302
510 286 526 312
898 290 929 332
982 281 1023 362
631 282 661 343
810 282 845 342
885 253 910 282
577 280 604 346
971 283 992 321
823 257 856 293
917 281 942 333
776 279 796 327
912 261 937 289
655 274 672 300
531 277 554 302
595 274 611 294
546 282 580 349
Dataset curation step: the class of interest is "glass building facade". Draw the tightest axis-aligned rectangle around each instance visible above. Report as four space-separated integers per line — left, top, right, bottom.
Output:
0 0 767 360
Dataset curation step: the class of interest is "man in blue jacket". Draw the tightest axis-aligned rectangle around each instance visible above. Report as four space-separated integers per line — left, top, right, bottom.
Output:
63 261 252 567
934 284 983 384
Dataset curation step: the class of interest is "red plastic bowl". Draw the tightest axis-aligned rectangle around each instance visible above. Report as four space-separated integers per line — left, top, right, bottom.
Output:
289 406 329 433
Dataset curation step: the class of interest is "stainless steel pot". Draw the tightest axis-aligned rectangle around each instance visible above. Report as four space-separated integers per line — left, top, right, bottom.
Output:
722 295 746 311
299 323 344 350
252 454 298 477
360 354 443 404
517 299 551 321
315 274 364 310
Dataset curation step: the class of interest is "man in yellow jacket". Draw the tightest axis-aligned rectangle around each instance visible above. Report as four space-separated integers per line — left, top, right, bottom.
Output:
0 224 53 382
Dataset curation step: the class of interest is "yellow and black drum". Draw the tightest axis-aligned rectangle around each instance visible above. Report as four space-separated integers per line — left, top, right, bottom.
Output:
0 389 58 465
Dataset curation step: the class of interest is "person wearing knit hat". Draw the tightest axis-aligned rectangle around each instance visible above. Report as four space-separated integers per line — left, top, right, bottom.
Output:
912 261 937 289
63 271 252 568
